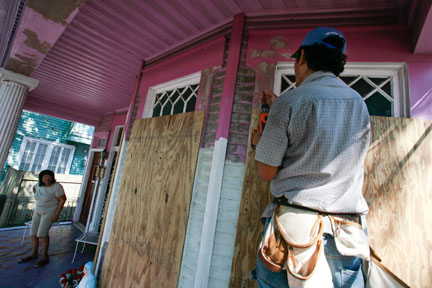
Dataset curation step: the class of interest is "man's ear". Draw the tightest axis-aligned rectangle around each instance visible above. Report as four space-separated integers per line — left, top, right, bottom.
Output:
298 49 306 65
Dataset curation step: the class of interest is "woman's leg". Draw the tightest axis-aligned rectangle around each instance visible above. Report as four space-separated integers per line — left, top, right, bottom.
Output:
36 237 49 262
33 211 54 267
18 212 41 263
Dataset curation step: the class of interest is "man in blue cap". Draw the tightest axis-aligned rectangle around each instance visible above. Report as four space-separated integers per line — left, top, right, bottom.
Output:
252 27 370 287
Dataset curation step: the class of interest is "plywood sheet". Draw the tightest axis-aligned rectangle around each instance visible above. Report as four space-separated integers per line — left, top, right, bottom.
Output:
230 108 271 288
364 116 432 287
231 115 432 287
101 111 204 288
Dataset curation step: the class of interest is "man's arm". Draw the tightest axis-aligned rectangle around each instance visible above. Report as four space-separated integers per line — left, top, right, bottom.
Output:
256 160 278 181
253 90 283 181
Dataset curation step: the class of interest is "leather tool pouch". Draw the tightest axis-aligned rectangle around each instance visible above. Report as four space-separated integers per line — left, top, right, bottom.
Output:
258 216 287 272
258 205 333 287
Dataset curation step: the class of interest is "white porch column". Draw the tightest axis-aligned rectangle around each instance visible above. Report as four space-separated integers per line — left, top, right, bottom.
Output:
0 68 39 170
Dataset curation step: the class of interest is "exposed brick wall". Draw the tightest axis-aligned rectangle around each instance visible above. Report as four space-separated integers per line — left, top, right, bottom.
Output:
200 32 256 162
202 35 230 147
226 32 255 163
203 69 225 147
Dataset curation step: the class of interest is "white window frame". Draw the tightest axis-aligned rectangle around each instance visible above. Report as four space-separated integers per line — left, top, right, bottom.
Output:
14 136 75 174
142 71 201 119
274 62 410 117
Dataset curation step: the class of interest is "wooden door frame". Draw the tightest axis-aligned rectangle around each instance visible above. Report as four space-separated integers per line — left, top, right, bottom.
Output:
89 126 124 232
74 148 104 225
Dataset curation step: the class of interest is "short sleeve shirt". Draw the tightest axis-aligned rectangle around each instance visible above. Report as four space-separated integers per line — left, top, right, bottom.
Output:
34 182 65 213
255 71 370 214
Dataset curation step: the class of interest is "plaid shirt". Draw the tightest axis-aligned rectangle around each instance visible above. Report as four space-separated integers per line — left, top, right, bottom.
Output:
256 71 370 214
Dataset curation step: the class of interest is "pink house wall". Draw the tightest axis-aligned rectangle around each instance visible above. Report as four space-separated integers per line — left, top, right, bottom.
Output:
91 112 127 150
136 36 226 119
106 112 127 151
246 25 432 120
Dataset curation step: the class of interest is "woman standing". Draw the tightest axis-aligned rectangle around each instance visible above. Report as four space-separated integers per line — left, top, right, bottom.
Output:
18 170 67 267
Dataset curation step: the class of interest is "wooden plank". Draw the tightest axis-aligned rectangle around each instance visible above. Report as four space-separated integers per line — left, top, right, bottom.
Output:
101 111 204 287
230 108 271 288
364 116 432 287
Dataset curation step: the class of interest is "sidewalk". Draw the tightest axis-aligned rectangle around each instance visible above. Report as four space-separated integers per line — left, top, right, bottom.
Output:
0 224 95 288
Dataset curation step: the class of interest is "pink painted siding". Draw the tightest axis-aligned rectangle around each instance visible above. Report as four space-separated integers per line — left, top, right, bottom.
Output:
136 37 226 119
111 112 127 129
246 25 432 120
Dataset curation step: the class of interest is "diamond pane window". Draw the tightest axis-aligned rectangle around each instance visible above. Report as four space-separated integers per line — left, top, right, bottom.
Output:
364 92 392 117
339 75 393 116
280 75 296 94
276 64 406 117
152 84 199 117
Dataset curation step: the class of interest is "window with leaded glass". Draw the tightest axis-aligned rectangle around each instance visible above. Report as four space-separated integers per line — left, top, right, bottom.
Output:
143 72 201 119
274 63 409 117
152 84 199 117
16 137 75 174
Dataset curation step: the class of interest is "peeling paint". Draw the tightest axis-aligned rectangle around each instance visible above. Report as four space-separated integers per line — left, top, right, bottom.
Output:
197 67 219 111
281 53 292 59
250 49 277 58
27 0 87 26
6 54 39 76
254 62 276 106
270 36 286 49
23 29 52 54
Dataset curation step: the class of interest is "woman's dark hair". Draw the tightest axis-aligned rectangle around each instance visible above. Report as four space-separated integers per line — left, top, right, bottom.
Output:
38 170 56 186
299 35 347 76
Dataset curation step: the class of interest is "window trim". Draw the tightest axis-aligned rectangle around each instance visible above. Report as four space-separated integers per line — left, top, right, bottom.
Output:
142 71 201 119
274 62 410 117
14 136 76 174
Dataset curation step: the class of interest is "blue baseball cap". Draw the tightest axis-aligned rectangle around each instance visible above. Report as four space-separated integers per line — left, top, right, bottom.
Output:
291 27 346 59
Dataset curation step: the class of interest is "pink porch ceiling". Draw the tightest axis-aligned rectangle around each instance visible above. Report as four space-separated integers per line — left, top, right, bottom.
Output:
4 0 431 126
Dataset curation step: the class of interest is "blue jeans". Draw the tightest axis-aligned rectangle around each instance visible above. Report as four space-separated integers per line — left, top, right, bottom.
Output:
251 218 364 288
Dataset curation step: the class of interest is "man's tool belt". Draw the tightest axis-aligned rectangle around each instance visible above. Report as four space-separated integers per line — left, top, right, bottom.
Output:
259 197 409 288
258 198 369 287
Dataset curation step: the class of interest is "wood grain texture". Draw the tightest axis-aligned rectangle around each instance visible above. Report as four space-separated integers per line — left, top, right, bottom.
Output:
230 108 271 288
364 116 432 287
231 115 432 287
100 111 204 288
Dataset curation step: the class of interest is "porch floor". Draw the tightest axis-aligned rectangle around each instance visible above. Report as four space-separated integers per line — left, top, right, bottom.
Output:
0 224 96 288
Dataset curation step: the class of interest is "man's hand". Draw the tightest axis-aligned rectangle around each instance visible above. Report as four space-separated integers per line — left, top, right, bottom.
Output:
261 90 277 106
251 128 260 149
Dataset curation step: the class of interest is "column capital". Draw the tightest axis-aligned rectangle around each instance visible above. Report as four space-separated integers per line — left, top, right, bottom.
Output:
0 68 39 91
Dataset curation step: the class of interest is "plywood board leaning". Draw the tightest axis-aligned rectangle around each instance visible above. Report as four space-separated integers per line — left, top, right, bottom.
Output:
100 111 204 288
364 116 432 287
230 108 271 288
